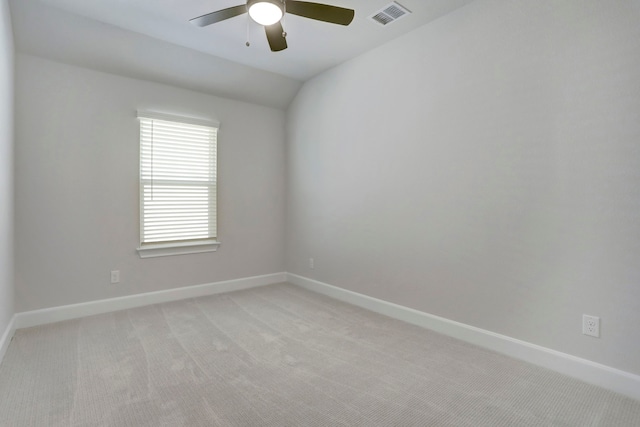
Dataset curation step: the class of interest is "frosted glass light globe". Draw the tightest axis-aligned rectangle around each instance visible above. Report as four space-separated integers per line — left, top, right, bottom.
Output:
248 1 283 26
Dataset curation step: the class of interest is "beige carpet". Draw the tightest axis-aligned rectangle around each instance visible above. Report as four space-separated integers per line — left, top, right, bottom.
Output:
1 283 639 426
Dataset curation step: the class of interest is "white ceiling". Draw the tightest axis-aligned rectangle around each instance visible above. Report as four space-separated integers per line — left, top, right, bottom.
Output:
24 0 476 81
10 0 476 108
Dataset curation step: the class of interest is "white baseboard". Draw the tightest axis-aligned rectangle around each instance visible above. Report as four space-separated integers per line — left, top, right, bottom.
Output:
15 272 286 330
9 271 640 401
286 273 640 402
0 315 16 365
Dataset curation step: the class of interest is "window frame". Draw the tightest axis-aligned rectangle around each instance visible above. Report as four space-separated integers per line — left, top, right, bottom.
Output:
136 111 220 258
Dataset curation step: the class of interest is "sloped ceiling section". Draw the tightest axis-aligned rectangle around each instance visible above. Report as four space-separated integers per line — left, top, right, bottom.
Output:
10 0 302 109
27 0 477 81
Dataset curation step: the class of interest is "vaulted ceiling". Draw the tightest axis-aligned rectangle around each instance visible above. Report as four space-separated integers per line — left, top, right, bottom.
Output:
10 0 476 108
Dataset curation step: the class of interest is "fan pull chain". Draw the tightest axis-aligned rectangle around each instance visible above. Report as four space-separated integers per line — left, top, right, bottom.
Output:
282 1 287 38
245 16 251 47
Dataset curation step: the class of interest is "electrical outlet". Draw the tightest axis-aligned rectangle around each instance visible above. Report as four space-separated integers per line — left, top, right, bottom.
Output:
582 314 600 338
110 270 120 284
309 258 314 269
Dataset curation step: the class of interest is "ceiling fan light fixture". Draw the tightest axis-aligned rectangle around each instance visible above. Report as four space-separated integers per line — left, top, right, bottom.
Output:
248 0 283 26
190 0 355 52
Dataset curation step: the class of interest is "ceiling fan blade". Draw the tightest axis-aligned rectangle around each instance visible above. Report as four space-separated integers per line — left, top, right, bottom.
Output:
285 1 354 26
190 5 247 27
265 22 288 52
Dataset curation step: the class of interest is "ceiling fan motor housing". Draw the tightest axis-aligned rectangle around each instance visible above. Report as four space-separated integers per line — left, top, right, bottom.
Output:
247 0 285 7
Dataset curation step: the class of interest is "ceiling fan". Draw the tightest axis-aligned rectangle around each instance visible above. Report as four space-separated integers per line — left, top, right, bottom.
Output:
190 0 355 52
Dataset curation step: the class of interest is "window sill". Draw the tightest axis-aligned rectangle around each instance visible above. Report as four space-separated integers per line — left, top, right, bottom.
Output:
137 240 221 258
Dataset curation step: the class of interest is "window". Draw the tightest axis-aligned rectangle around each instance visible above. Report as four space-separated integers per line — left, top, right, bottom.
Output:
136 111 220 258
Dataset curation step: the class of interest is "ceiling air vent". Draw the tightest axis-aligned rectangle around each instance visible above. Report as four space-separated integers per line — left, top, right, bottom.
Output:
369 2 411 26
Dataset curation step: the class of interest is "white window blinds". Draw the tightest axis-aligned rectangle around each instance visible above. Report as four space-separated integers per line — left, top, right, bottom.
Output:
138 112 218 246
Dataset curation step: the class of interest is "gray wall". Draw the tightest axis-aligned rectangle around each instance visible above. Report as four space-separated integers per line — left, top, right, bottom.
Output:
15 54 286 312
285 0 640 375
0 0 14 337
